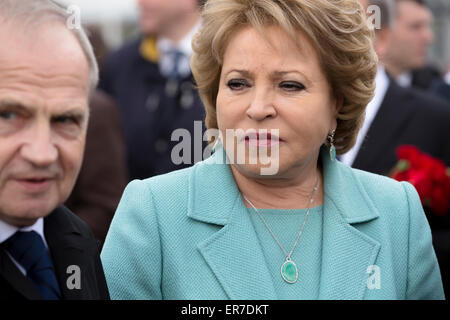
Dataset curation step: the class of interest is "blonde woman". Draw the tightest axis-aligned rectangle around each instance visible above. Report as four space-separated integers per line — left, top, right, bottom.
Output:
101 0 444 300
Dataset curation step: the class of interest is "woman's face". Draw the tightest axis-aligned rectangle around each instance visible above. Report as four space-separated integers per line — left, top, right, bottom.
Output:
216 26 338 179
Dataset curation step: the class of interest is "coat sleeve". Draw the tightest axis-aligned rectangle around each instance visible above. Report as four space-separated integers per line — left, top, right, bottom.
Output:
100 180 162 299
402 182 445 299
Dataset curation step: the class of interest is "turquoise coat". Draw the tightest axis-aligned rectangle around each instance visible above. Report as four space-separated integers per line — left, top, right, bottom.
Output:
101 147 445 299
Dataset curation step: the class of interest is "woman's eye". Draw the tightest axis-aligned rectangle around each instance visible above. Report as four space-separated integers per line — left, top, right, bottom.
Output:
280 81 305 91
227 79 249 90
0 111 16 120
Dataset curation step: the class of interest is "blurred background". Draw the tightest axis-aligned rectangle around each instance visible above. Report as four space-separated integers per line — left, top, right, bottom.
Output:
61 0 450 72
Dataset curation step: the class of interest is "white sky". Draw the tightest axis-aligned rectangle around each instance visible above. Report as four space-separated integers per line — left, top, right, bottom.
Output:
59 0 139 23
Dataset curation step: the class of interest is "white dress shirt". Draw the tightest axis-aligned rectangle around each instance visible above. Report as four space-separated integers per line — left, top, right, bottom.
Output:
340 66 390 166
396 71 413 88
0 218 48 275
445 72 450 86
157 19 202 79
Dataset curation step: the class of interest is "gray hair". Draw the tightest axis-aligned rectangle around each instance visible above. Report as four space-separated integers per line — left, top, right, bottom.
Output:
0 0 98 93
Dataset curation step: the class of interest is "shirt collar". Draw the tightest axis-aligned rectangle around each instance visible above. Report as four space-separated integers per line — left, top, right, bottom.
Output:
444 72 450 86
396 71 413 88
0 217 47 248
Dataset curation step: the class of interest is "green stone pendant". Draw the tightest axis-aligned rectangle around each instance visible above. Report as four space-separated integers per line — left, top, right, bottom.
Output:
281 258 298 284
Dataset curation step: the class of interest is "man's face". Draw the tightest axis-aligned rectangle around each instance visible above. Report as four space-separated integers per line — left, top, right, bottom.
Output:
0 22 90 227
137 0 197 35
385 1 434 71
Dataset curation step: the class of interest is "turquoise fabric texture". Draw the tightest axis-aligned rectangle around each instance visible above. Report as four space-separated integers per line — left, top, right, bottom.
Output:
247 207 324 299
101 146 445 300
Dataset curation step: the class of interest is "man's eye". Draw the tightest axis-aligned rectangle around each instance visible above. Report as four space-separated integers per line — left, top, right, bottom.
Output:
53 116 78 125
280 81 305 91
227 79 249 90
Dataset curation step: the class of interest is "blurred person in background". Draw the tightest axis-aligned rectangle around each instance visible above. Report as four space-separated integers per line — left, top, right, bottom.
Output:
430 59 450 101
99 0 206 181
65 28 128 248
382 0 446 92
344 0 450 297
65 91 128 248
0 0 109 300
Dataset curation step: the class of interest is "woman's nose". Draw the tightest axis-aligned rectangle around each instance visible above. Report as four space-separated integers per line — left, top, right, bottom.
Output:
246 87 277 121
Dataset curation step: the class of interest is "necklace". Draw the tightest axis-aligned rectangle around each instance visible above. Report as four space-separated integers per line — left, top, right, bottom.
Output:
243 178 320 284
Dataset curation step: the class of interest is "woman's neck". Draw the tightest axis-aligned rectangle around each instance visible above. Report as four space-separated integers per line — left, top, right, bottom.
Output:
231 160 324 210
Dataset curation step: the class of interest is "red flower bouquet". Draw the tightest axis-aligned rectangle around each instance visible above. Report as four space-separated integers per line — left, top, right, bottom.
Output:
390 145 450 216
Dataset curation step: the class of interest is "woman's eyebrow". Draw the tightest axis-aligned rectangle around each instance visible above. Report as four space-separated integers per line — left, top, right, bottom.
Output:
224 69 253 78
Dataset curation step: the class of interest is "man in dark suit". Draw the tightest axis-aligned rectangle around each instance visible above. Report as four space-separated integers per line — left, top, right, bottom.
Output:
383 0 444 92
0 0 109 300
99 0 206 181
351 0 450 298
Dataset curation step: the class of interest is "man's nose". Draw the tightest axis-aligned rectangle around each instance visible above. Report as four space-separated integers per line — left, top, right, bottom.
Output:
20 122 58 167
246 87 277 121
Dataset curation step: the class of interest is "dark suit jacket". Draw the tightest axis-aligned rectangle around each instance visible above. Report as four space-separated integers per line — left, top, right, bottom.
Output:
411 65 443 91
430 79 450 102
352 79 450 297
65 91 128 246
99 37 206 181
0 206 110 300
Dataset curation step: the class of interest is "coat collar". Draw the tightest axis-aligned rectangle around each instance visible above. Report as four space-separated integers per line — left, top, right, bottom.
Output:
0 206 90 300
188 146 381 299
44 206 94 300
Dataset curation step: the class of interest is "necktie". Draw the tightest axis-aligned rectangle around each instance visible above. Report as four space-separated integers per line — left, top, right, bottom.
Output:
167 49 185 80
2 230 62 300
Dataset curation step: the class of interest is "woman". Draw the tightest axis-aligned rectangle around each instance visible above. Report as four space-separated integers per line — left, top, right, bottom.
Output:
101 0 444 299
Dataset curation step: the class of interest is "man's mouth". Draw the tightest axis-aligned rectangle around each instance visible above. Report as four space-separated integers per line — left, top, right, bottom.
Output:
13 177 54 193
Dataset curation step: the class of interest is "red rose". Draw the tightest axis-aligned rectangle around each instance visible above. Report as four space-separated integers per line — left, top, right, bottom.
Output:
392 145 449 217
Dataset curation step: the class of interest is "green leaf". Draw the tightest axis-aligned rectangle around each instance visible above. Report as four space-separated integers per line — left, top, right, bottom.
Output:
397 160 410 172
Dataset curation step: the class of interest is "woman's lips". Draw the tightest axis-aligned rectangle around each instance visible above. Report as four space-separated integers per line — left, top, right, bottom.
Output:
244 132 282 147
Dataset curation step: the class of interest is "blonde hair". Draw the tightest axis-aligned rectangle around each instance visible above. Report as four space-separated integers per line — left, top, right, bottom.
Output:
191 0 378 154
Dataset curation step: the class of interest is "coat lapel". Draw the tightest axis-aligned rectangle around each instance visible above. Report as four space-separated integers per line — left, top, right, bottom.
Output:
188 149 277 299
44 207 94 300
319 149 381 299
189 146 381 299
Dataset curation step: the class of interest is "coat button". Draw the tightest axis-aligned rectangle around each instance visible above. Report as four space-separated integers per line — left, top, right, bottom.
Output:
146 93 160 112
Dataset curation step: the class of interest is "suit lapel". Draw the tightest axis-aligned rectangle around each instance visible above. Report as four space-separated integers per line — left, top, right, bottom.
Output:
353 81 415 174
0 248 42 299
188 150 277 299
44 207 94 300
319 150 381 299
